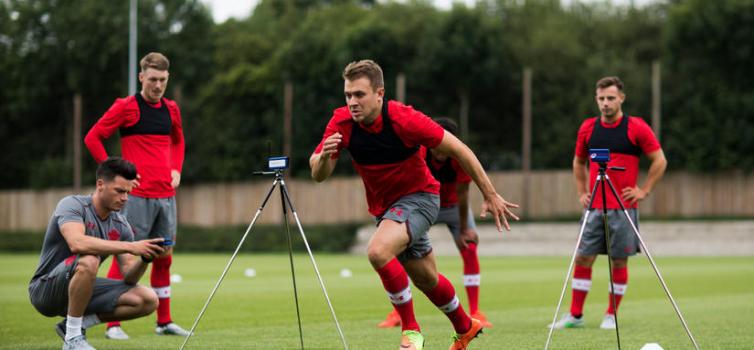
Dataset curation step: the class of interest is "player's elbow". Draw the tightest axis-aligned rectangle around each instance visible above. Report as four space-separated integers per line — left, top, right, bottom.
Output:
67 240 88 255
311 171 328 183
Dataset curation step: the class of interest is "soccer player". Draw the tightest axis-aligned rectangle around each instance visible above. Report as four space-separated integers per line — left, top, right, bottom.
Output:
29 157 165 350
549 76 667 330
378 117 493 329
310 59 518 350
84 52 188 339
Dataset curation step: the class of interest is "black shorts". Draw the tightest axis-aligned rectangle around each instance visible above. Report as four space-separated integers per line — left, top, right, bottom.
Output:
29 256 134 317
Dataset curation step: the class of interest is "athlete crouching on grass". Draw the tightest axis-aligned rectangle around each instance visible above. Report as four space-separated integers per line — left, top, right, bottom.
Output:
310 59 519 350
28 157 166 350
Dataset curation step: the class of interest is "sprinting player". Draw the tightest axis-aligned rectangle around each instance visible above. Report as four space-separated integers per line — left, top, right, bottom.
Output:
310 59 518 350
28 157 165 350
378 117 493 329
84 52 188 339
549 76 666 330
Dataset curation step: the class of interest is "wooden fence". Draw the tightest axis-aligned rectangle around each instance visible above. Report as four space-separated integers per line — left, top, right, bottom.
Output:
2 170 753 231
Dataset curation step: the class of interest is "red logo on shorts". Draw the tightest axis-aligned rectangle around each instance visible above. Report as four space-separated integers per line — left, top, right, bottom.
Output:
64 255 76 266
108 229 121 241
390 207 404 217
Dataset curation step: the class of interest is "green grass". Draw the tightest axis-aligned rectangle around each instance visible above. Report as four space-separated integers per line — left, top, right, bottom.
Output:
1 254 752 349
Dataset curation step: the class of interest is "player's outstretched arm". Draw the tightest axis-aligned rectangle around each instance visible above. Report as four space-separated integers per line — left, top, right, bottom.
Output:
434 131 519 232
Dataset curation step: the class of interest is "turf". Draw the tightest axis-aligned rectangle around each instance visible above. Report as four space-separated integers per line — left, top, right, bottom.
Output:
1 253 751 349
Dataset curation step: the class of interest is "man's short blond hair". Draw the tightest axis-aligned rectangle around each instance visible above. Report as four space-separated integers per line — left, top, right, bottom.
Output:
140 52 170 72
342 59 384 91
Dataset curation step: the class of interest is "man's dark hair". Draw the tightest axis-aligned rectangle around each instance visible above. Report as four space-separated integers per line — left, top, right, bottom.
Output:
433 117 459 136
96 157 137 182
596 76 624 91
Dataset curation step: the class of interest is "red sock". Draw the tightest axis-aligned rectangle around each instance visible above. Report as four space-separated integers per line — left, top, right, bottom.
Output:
106 259 123 328
460 242 480 314
607 266 628 315
422 274 471 334
152 255 173 325
570 265 592 317
376 258 419 331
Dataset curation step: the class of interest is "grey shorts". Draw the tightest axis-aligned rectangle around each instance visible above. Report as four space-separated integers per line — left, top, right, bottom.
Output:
376 192 440 263
122 195 177 241
578 209 640 258
436 205 476 239
28 256 134 317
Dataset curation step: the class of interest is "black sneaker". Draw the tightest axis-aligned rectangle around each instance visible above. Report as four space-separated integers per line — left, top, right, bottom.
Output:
55 319 86 340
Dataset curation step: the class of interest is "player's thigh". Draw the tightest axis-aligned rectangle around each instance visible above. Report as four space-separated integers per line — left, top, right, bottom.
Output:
152 197 177 241
368 219 411 261
85 278 137 314
29 256 80 317
123 195 157 240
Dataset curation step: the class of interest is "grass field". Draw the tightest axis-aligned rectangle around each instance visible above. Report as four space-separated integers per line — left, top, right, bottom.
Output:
1 253 752 349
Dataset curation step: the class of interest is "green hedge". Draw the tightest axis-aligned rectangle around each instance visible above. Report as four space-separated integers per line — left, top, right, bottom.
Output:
0 223 363 253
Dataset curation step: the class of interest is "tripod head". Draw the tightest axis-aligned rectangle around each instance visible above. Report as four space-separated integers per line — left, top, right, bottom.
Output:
253 156 289 178
590 148 625 173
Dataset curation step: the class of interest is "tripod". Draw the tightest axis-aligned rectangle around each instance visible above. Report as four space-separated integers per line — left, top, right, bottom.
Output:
180 169 349 350
544 161 699 350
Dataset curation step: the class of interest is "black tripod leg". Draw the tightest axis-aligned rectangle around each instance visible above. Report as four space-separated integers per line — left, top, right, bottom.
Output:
600 173 622 350
545 173 603 350
280 182 305 350
180 178 281 350
280 180 349 350
604 178 700 350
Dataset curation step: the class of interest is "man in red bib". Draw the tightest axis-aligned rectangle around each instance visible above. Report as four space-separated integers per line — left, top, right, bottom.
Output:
310 60 518 350
549 76 667 330
84 52 188 339
378 117 493 329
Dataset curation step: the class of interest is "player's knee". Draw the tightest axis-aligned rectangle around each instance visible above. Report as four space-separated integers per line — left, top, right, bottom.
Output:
138 286 159 314
367 246 392 267
75 255 100 277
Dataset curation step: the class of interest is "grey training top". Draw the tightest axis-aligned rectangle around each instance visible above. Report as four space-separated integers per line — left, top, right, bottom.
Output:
31 195 134 281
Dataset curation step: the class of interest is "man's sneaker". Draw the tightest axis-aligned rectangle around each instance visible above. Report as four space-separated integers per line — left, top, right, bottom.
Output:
156 322 190 336
104 326 130 340
400 330 424 350
547 313 584 329
62 335 96 350
378 309 402 328
600 314 616 329
448 318 483 350
55 319 86 340
470 311 493 328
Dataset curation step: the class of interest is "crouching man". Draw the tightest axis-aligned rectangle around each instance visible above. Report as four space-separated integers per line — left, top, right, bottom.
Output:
28 157 167 350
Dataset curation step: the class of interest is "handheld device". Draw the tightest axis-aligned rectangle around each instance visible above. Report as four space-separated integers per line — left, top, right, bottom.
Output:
158 239 174 247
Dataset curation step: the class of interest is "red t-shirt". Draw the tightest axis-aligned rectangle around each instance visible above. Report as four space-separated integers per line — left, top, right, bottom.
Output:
424 148 472 207
574 116 661 209
313 101 444 216
84 95 185 198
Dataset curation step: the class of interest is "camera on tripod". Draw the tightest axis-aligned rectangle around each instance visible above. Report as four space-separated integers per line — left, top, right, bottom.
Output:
589 148 610 163
267 156 289 170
